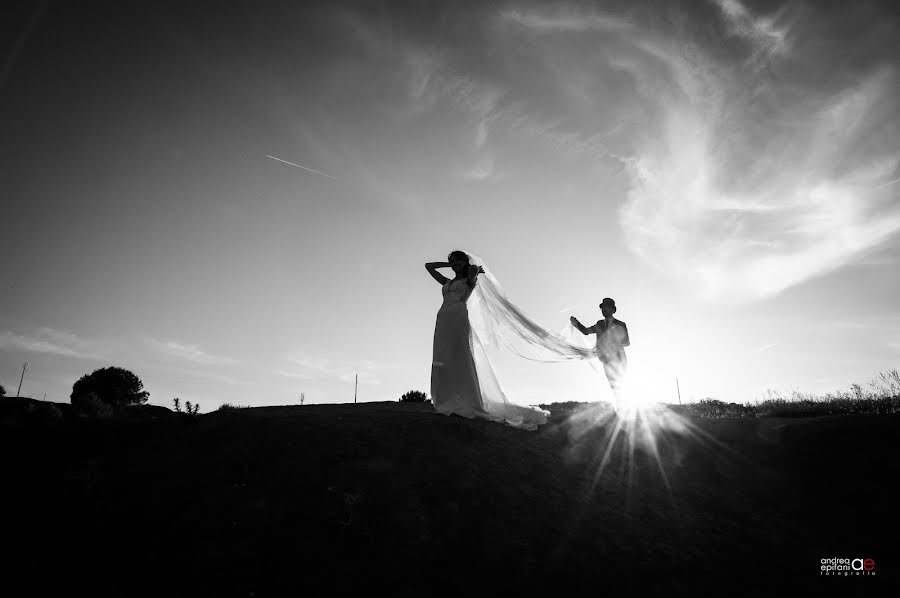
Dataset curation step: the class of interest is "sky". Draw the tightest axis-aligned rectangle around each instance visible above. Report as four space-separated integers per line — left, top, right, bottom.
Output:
1 0 898 409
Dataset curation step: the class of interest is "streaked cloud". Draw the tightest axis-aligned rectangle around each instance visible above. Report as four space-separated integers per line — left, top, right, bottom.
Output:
145 339 238 366
336 1 899 303
0 327 107 360
711 0 790 58
461 151 497 181
498 6 633 34
275 370 314 380
281 353 382 384
616 43 900 302
496 2 899 302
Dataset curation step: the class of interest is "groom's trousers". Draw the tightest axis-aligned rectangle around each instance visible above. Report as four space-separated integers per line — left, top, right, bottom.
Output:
601 355 628 411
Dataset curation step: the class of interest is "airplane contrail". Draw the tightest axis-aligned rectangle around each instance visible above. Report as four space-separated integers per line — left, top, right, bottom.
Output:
874 176 900 190
265 154 337 179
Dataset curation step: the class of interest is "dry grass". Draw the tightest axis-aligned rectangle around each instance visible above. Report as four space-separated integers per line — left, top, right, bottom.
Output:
542 368 900 419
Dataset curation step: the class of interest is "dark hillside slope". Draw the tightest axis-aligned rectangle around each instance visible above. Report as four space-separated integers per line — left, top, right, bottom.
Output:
2 402 896 596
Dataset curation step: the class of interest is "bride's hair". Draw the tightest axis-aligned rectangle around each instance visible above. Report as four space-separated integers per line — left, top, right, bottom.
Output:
448 250 471 266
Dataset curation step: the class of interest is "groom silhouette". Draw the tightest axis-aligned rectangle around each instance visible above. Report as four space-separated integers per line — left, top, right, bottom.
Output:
570 298 630 412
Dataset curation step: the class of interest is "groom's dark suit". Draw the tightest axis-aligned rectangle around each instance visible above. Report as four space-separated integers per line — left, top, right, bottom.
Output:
594 318 629 390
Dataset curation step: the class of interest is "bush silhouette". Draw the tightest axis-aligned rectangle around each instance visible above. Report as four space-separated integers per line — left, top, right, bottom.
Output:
400 390 429 403
0 383 6 397
173 397 200 415
75 392 114 418
70 366 150 410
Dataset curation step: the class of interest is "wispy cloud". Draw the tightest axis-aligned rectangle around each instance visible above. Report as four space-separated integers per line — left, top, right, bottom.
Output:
145 361 252 387
280 353 383 384
461 151 497 181
406 52 625 169
755 342 778 353
145 339 238 366
711 0 790 58
616 47 900 301
0 327 107 360
498 6 633 34
275 370 314 380
338 15 510 168
335 2 900 303
497 2 900 302
412 68 510 168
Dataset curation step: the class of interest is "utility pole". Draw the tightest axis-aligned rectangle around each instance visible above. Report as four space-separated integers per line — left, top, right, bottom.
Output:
16 362 27 397
676 378 682 406
354 373 358 404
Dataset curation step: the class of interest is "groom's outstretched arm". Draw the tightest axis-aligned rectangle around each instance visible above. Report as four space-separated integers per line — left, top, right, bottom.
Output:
570 316 596 335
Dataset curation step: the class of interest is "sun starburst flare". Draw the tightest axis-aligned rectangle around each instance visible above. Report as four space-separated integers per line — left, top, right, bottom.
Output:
558 373 760 516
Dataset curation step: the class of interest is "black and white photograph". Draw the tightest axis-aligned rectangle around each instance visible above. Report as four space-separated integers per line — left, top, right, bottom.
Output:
1 0 898 595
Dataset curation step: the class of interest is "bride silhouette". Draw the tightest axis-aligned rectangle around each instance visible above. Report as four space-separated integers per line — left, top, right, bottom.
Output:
425 251 552 430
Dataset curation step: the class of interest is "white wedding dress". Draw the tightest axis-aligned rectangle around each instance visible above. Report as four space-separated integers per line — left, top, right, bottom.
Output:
431 278 549 431
430 251 605 430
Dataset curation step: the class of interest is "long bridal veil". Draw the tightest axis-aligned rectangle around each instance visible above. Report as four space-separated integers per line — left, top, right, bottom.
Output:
463 251 601 427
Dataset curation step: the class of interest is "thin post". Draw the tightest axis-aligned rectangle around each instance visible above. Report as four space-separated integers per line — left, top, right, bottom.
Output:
676 378 682 406
354 373 358 404
16 362 27 397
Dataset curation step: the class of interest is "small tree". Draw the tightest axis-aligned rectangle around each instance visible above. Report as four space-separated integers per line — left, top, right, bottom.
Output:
0 383 6 397
173 397 200 415
400 390 429 403
71 366 150 410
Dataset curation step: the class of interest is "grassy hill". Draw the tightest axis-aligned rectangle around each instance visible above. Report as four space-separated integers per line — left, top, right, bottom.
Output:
2 400 896 596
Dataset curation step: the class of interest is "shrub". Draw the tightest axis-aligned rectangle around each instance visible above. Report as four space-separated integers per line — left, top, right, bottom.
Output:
0 383 6 397
400 390 429 403
71 366 149 410
753 391 900 417
37 402 64 421
173 397 200 415
664 398 755 418
217 403 250 412
75 392 114 418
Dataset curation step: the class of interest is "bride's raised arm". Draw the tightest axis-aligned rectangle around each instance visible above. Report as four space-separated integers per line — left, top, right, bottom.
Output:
425 261 450 285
